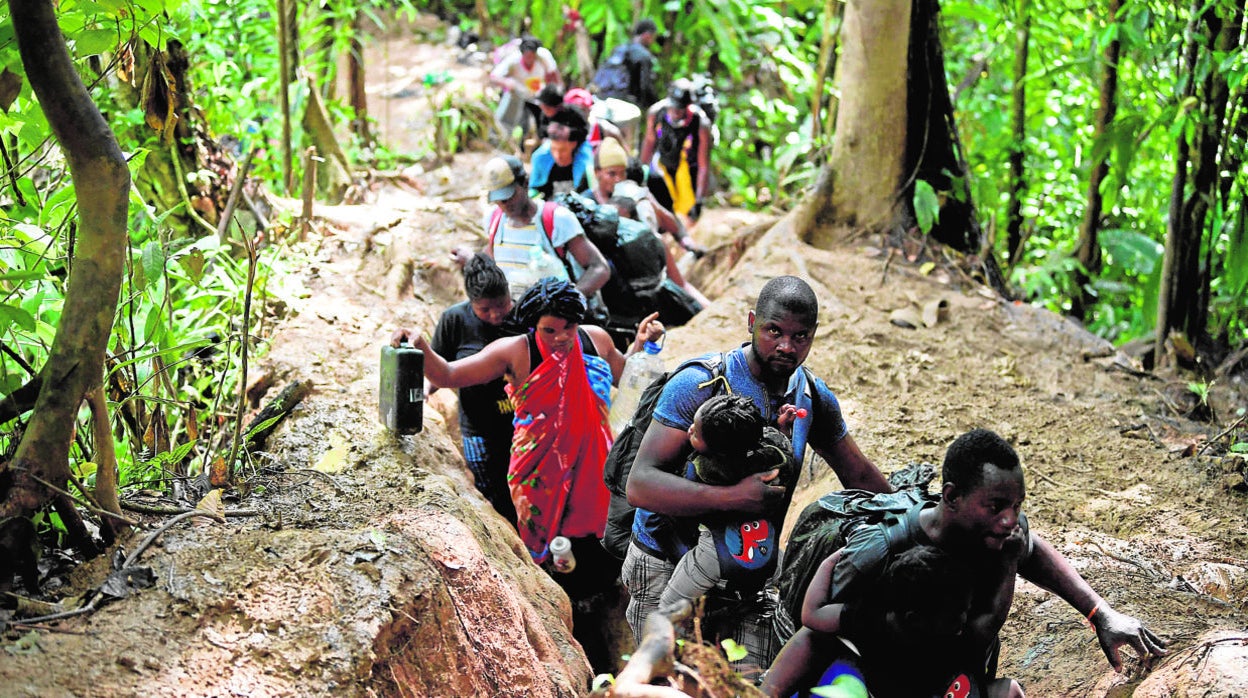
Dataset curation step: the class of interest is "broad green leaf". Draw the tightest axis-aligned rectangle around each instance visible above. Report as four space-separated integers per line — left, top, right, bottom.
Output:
1101 229 1163 275
913 180 940 235
0 269 46 282
142 240 166 287
73 29 122 56
720 638 748 662
0 302 36 332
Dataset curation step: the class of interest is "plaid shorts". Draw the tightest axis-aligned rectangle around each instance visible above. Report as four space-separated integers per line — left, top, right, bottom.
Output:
621 542 780 677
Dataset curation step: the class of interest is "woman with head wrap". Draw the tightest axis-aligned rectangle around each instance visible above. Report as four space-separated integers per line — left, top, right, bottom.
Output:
392 279 662 673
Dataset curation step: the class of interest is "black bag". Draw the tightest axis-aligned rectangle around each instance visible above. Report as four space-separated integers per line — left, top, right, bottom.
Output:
601 353 727 559
554 192 667 294
774 464 938 634
592 45 633 99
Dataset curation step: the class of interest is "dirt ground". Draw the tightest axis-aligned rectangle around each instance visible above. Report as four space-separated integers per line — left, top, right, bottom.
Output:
2 12 1247 697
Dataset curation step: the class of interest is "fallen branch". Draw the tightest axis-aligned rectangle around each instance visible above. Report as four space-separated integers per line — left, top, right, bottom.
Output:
120 500 258 517
1196 415 1248 457
280 468 346 493
610 602 693 698
2 510 224 629
125 509 225 568
244 379 314 451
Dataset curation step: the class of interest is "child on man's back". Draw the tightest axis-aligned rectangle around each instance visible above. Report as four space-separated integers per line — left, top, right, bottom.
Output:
657 394 801 611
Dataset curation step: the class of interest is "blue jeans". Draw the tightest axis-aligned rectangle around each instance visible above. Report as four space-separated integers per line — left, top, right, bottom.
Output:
462 433 516 527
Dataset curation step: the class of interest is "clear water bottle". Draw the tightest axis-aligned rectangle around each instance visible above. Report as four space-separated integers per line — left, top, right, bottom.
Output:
528 244 567 284
549 535 576 573
609 341 665 435
505 262 537 301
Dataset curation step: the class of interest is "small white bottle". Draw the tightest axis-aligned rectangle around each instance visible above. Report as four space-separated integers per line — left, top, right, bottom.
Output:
608 341 666 435
549 535 576 573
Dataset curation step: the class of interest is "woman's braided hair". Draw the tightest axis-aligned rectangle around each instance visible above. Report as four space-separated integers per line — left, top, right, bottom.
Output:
513 277 587 329
463 253 509 301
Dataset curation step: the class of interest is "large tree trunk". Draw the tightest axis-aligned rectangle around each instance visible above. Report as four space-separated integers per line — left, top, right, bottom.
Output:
1071 0 1122 321
347 12 372 146
809 0 843 142
1156 0 1240 364
905 0 983 253
1 0 129 524
1005 1 1030 267
798 0 910 247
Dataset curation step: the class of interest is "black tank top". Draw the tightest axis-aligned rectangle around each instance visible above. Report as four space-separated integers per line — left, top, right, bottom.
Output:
527 327 598 369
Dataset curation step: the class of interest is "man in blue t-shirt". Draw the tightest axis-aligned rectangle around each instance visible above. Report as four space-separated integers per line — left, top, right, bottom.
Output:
622 275 892 674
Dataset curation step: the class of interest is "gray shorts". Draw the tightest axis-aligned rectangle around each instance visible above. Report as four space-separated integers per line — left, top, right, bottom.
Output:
621 541 780 678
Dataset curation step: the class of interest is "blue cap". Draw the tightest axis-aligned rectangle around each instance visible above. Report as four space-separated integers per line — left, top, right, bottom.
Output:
643 341 662 354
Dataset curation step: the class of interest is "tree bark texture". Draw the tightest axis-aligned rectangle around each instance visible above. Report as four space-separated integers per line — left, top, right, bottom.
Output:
302 76 352 203
800 0 910 247
1071 0 1121 320
348 13 372 146
1156 0 1241 360
905 0 983 253
1005 2 1030 267
2 0 129 520
810 0 843 142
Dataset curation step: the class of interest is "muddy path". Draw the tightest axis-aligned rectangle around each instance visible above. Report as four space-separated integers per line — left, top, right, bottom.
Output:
2 12 1247 698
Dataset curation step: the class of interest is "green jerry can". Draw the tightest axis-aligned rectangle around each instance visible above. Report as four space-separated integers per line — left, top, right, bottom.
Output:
379 343 424 434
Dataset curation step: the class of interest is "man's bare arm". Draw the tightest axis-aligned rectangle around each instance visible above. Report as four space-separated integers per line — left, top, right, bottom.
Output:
625 420 783 517
811 434 891 494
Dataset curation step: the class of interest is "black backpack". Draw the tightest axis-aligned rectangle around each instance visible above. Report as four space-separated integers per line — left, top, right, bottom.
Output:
592 45 633 99
553 191 666 293
773 463 938 637
601 353 728 559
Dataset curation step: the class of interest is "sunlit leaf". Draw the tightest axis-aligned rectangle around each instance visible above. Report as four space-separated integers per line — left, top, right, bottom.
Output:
0 302 36 332
73 29 122 56
720 638 748 662
913 180 940 235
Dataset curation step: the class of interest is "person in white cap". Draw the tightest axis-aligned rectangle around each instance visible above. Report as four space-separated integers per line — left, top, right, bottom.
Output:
466 155 610 304
590 139 711 312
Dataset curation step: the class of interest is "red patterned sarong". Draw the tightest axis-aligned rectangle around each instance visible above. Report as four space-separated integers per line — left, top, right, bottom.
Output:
507 336 613 562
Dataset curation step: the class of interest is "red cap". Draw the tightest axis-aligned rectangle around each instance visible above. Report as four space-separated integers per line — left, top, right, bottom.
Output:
563 88 594 110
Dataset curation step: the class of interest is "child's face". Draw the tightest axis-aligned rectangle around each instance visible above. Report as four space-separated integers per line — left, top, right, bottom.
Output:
688 408 710 454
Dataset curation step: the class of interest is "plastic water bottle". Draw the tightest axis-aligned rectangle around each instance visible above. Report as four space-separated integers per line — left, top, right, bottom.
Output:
609 341 665 435
549 536 576 573
528 245 567 284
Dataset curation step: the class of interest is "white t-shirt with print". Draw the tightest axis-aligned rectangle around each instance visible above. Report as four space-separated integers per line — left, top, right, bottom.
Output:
490 48 558 97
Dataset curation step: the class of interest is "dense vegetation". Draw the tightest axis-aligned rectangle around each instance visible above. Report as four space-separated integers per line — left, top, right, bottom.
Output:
0 0 1244 544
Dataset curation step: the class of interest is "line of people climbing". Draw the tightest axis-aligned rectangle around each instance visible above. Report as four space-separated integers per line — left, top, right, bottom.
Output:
390 18 1168 697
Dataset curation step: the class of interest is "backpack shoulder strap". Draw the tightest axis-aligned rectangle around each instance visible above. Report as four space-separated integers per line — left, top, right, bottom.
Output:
539 201 565 259
693 351 730 395
800 366 820 413
487 208 504 248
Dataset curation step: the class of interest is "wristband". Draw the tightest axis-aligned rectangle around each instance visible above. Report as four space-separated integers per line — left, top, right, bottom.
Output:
1085 604 1099 626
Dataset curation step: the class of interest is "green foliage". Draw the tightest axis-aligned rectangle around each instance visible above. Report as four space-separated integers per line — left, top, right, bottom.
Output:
720 637 748 662
1188 381 1210 406
946 0 1247 347
913 180 941 235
